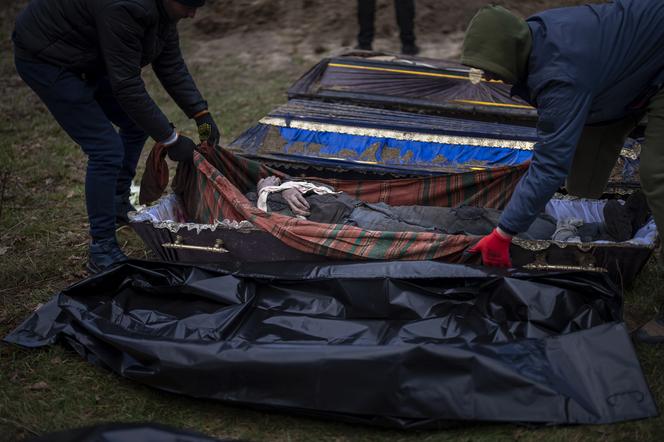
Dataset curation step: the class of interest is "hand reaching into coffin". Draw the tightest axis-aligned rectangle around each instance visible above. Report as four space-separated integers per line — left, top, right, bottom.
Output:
283 187 311 217
468 227 513 267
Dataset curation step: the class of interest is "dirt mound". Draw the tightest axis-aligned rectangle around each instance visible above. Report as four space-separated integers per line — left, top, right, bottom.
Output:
188 0 596 66
195 0 592 39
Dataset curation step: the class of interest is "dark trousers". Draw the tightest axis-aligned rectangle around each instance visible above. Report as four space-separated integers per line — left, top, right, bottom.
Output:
14 57 148 241
357 0 416 47
565 88 664 241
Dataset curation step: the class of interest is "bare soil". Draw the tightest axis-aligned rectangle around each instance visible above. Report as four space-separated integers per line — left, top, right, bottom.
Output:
189 0 595 68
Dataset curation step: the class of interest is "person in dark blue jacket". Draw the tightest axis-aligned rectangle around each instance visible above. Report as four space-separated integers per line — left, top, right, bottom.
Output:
461 0 664 270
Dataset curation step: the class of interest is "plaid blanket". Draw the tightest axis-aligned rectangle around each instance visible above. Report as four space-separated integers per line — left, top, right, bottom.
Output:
141 143 528 261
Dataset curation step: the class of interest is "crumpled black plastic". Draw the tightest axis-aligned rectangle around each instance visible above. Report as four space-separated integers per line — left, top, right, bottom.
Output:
5 260 658 428
26 423 233 442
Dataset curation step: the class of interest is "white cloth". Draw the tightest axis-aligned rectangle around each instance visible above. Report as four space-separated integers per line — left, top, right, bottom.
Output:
257 181 339 212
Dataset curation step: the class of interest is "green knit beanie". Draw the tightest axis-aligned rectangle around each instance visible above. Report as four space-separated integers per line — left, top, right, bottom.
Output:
461 5 532 84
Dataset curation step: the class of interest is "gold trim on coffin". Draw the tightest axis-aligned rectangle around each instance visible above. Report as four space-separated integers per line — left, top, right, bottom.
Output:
328 62 473 81
259 117 536 151
512 237 654 273
512 237 653 251
522 263 609 272
451 99 535 110
328 62 512 87
620 144 641 160
162 236 229 254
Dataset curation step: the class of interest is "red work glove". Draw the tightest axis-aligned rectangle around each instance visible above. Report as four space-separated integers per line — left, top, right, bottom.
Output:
468 227 513 268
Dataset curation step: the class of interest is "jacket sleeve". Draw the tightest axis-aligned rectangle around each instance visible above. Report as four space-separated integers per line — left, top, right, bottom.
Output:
498 79 593 234
96 3 173 142
152 27 208 118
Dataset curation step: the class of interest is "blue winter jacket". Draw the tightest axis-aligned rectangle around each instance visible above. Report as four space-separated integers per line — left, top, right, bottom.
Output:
499 0 664 234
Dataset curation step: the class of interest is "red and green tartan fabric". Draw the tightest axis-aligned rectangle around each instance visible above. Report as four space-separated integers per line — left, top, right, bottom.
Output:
140 143 527 261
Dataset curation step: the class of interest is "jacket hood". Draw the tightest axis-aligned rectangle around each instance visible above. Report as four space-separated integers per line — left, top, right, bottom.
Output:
461 5 532 84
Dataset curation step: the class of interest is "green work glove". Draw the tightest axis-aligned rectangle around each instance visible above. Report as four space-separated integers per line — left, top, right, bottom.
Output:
194 110 220 146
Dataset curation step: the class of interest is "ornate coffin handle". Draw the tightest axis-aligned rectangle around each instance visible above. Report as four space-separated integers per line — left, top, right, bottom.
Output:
516 239 608 272
522 263 608 272
162 235 229 254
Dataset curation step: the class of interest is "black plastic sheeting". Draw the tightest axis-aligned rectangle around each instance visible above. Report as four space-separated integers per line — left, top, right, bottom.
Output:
5 260 657 428
26 423 234 442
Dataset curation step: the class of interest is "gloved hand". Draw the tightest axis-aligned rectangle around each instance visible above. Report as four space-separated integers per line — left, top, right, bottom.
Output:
166 134 197 162
194 110 220 146
468 227 513 267
283 188 311 217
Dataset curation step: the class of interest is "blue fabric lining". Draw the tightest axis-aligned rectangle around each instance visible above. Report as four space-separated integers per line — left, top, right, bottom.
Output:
279 127 533 167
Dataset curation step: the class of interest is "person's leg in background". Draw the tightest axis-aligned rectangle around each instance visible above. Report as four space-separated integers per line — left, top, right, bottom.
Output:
94 77 148 225
356 0 376 50
14 58 129 273
394 0 418 55
635 89 664 343
566 114 654 243
640 90 664 249
565 116 639 199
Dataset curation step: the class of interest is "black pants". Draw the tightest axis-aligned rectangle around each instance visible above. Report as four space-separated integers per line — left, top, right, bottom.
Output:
357 0 416 47
15 57 148 241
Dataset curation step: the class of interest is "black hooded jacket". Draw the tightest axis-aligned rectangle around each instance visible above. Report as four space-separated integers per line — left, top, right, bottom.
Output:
13 0 207 142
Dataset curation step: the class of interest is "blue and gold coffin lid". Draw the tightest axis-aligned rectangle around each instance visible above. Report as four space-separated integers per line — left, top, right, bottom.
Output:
231 99 641 184
287 52 537 122
231 99 537 175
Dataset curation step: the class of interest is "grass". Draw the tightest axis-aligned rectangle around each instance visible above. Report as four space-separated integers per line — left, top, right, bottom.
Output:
1 4 664 442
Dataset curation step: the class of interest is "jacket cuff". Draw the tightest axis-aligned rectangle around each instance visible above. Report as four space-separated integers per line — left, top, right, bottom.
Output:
192 109 209 119
186 101 209 119
497 223 518 237
161 130 179 146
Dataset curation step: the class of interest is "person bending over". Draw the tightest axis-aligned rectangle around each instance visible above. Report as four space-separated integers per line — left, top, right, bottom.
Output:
460 1 664 267
13 0 220 273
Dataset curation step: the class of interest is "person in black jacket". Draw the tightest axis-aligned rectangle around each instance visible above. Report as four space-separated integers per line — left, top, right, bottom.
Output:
13 0 220 273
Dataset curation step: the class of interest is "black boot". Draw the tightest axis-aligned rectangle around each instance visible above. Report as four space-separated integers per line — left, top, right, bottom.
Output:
635 309 664 344
603 200 632 242
401 43 420 56
115 192 137 226
86 238 128 274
